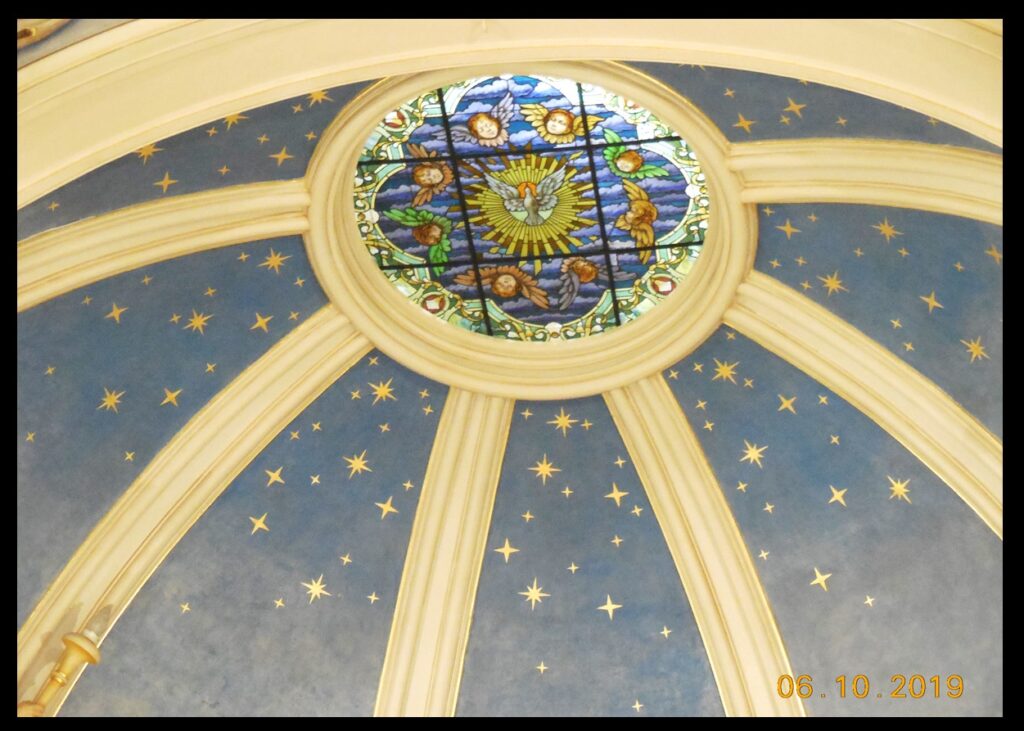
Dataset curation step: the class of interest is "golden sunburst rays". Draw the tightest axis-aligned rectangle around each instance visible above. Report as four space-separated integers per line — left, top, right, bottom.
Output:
459 152 596 259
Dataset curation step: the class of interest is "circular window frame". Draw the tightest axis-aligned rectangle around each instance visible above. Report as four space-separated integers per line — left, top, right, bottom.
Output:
306 61 754 399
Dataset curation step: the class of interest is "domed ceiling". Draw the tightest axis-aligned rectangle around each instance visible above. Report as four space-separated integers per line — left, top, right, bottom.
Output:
17 20 1002 718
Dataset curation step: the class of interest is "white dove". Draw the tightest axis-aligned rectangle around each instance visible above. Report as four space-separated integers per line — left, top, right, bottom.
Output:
483 167 566 226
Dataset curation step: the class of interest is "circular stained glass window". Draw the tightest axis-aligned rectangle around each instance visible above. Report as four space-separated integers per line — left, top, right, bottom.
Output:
353 74 708 342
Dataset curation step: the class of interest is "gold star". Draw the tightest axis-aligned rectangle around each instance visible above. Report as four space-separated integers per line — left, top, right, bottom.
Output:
631 505 643 517
290 430 300 440
238 252 250 262
369 378 397 404
779 115 791 125
736 481 748 492
294 277 305 287
375 495 398 519
135 143 163 163
368 356 379 366
581 419 593 430
561 486 573 498
873 218 902 243
141 275 153 285
494 538 520 563
206 127 218 137
419 389 430 399
724 87 735 97
310 475 320 485
379 423 390 433
224 112 248 129
305 131 317 141
743 378 754 389
828 485 848 507
836 116 848 127
605 483 629 507
218 165 231 176
758 549 769 560
292 103 304 113
530 454 561 485
153 172 178 193
44 365 56 376
692 363 703 373
633 700 644 713
547 407 579 437
249 512 269 534
783 97 806 118
776 219 801 239
312 422 321 432
954 261 965 272
961 337 990 363
105 303 128 323
522 510 534 522
82 295 93 305
611 535 624 547
519 578 550 610
403 480 415 491
26 432 36 442
763 502 774 514
270 146 294 166
351 389 361 400
366 592 380 604
250 313 273 332
733 113 757 133
807 213 819 223
864 595 875 607
597 595 622 620
830 434 840 445
919 290 943 313
777 395 797 414
47 201 60 211
97 387 125 413
180 603 191 614
762 206 775 216
695 400 707 410
712 358 739 384
854 247 864 257
810 567 832 592
903 342 915 352
726 331 737 340
614 456 626 468
888 476 912 503
345 450 373 478
170 313 182 323
274 598 285 608
897 247 910 258
568 563 579 574
257 134 270 144
307 89 333 105
660 626 672 638
741 440 767 468
265 467 285 487
769 259 782 269
703 420 714 431
339 553 352 565
536 661 548 674
422 404 434 415
891 319 902 329
801 281 813 291
818 395 829 405
301 574 331 603
184 310 212 334
985 244 1002 265
795 256 807 267
520 408 533 420
818 271 849 295
204 286 216 297
259 248 292 273
161 387 183 407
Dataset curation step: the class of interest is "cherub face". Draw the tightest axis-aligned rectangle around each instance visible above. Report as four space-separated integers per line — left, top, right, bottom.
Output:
413 164 444 187
468 113 501 140
544 110 574 136
614 150 644 174
491 274 519 298
412 223 443 246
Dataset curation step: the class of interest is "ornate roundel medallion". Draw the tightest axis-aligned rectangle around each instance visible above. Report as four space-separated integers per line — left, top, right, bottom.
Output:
353 74 709 342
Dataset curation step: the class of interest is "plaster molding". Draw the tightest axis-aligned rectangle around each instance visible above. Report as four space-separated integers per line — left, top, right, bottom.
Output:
729 139 1002 225
725 272 1002 538
375 389 513 716
17 180 309 312
17 19 1001 208
17 306 372 714
604 377 804 717
307 61 752 400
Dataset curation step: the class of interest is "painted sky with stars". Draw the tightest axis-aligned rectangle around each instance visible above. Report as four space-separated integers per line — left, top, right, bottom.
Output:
753 204 1002 439
17 236 326 627
62 351 446 716
663 326 1001 716
457 396 722 717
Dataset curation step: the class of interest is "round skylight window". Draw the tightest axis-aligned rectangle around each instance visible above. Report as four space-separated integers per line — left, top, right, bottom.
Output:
353 74 709 342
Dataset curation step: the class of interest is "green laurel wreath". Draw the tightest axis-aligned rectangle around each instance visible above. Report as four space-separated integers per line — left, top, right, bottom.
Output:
602 130 669 180
384 208 453 276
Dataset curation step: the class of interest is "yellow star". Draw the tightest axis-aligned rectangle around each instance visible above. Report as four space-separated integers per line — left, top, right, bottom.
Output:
522 510 534 522
97 387 125 413
726 331 737 339
369 378 397 404
375 495 398 519
153 172 178 193
519 578 550 609
180 603 191 614
311 422 322 432
888 476 912 503
270 146 295 166
611 535 623 547
259 248 292 274
695 400 707 410
257 134 269 144
161 387 183 407
703 420 714 431
733 113 757 133
368 356 379 365
854 247 864 257
141 275 153 285
897 247 910 258
828 485 848 507
724 87 735 97
184 309 212 334
547 407 579 437
985 244 1002 265
891 319 902 329
818 395 829 405
223 112 248 129
783 97 806 118
961 337 990 363
494 538 520 563
345 450 373 478
597 595 623 620
614 456 626 468
307 89 333 105
170 313 181 323
903 342 915 352
47 201 60 211
736 481 748 492
367 592 380 604
520 408 533 420
274 598 285 608
536 661 548 674
864 595 875 607
530 454 561 485
795 256 807 266
919 290 944 313
206 127 218 137
204 286 216 297
305 131 317 141
762 206 775 216
631 505 643 517
692 363 703 373
250 312 273 332
289 311 299 321
351 389 361 400
740 440 767 468
807 213 819 223
249 512 269 534
44 365 56 376
290 430 300 440
818 271 849 296
310 475 320 485
294 277 305 287
633 700 644 713
776 219 801 240
712 358 739 384
292 103 304 113
763 502 774 514
873 218 902 243
265 467 285 487
801 281 812 291
26 432 36 442
218 165 230 176
836 116 848 127
205 363 217 373
419 389 430 399
830 434 840 445
238 252 250 262
769 259 782 269
758 549 769 560
135 143 163 163
777 394 797 414
339 553 352 565
561 486 573 498
301 574 331 603
954 261 965 272
581 419 593 430
779 115 791 126
605 483 629 507
810 567 832 591
660 626 672 638
568 563 579 574
82 295 93 305
105 303 128 323
403 480 415 491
